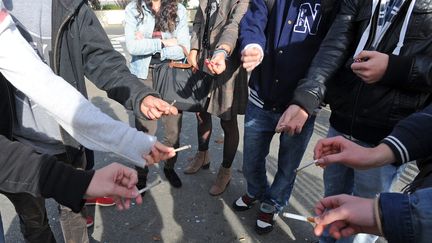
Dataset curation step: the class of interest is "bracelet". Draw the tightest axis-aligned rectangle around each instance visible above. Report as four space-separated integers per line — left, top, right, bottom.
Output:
374 194 384 236
213 49 229 59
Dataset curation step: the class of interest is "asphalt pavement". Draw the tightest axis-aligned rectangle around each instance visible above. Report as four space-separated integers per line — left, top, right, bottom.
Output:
0 24 417 243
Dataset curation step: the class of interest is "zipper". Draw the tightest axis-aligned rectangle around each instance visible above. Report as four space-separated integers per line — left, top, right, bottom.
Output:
4 81 14 139
349 81 364 140
53 13 73 74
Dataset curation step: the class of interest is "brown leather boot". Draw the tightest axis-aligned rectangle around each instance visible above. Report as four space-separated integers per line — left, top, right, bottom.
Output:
183 150 210 174
209 166 231 196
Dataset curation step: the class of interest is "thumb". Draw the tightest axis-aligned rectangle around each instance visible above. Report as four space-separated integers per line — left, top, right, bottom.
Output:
315 207 348 226
317 153 344 167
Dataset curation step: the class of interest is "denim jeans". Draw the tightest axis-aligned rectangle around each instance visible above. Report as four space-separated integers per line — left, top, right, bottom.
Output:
320 127 406 243
242 102 316 212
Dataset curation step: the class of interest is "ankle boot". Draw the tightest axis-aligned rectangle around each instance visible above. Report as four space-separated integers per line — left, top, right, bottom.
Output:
209 166 231 196
183 150 210 174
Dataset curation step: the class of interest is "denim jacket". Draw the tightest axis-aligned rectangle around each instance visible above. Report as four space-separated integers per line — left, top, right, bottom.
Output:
125 2 190 79
380 188 432 243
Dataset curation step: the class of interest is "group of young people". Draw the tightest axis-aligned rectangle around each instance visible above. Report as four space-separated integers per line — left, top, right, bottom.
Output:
125 0 432 242
1 0 431 242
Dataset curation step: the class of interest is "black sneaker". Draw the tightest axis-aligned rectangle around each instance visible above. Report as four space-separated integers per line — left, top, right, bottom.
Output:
232 194 257 211
255 203 277 235
164 168 182 188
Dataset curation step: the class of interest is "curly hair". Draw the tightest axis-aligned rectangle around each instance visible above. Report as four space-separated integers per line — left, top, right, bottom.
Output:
136 0 178 33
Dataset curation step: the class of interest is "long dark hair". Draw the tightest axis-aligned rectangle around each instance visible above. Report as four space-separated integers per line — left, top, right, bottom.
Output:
136 0 178 33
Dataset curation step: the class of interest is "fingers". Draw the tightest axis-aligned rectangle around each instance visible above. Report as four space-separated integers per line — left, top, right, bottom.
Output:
144 142 176 166
241 48 262 72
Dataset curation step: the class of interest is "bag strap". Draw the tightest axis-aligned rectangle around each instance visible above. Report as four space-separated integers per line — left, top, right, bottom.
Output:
169 44 192 69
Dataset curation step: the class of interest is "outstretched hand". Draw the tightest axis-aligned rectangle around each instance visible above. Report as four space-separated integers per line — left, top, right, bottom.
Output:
275 105 308 135
314 194 380 239
205 52 227 75
144 141 176 166
85 162 142 210
313 136 395 169
241 46 263 72
140 95 178 120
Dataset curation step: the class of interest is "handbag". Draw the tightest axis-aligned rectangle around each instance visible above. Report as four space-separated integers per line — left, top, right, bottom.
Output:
152 46 211 112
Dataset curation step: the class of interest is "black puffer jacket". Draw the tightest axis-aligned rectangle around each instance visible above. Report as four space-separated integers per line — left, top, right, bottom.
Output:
292 0 432 144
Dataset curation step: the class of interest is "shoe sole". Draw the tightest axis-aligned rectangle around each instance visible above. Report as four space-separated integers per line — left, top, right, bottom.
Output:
232 202 255 211
255 225 273 235
85 202 115 207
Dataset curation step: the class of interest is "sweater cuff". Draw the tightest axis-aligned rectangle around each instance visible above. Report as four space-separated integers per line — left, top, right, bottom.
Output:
380 192 413 243
290 89 320 116
39 158 95 213
380 54 414 87
381 136 409 165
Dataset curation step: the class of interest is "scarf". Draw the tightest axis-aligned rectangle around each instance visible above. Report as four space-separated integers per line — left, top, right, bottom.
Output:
354 0 416 57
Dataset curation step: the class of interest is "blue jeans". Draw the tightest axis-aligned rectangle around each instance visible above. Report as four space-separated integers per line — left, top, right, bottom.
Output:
242 102 315 212
320 127 406 243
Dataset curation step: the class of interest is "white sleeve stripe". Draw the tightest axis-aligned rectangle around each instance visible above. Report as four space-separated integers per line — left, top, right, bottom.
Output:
385 136 409 163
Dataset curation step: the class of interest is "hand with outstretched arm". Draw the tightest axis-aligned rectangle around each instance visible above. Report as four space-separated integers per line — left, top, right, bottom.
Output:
275 105 309 135
313 136 395 170
205 44 231 75
241 45 263 72
86 162 142 210
313 194 380 239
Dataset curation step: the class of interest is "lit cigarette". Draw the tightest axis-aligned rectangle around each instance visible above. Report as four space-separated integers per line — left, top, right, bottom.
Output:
170 100 177 106
173 144 192 153
295 159 318 173
138 179 162 194
282 213 315 223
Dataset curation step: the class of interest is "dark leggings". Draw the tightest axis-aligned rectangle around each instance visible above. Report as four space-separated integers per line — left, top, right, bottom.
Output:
196 112 239 168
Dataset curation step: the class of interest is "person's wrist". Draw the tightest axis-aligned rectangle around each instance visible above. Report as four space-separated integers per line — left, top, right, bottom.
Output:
213 48 229 59
373 194 384 236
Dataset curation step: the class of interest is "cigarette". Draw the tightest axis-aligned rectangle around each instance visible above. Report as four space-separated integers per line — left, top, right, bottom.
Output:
138 179 162 194
282 213 315 223
170 100 177 106
173 144 192 153
295 159 318 173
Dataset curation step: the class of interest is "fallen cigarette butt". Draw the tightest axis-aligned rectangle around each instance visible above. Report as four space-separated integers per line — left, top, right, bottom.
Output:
173 144 192 153
138 179 162 195
295 159 318 173
282 212 315 223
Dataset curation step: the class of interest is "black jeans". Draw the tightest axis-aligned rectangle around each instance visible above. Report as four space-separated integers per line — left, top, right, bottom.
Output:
2 191 56 243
